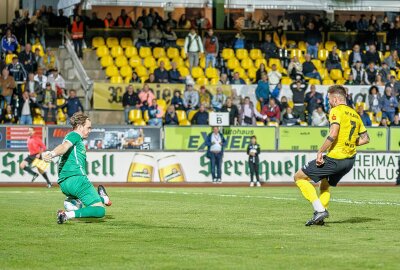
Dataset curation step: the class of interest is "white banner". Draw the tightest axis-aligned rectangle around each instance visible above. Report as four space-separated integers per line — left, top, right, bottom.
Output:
1 151 398 183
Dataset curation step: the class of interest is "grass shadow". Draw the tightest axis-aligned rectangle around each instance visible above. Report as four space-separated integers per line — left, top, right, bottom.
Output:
328 217 380 224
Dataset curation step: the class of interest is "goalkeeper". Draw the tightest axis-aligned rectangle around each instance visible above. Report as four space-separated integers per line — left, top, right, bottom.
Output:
42 112 112 224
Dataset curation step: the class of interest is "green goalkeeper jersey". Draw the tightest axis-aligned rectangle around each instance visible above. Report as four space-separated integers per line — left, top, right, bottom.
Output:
58 131 87 182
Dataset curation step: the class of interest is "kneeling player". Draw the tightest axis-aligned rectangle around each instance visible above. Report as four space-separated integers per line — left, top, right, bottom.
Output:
294 85 370 226
42 112 112 224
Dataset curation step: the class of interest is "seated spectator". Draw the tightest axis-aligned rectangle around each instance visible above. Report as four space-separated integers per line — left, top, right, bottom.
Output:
183 83 199 111
312 106 329 126
8 56 27 82
351 61 367 85
282 107 300 126
357 106 371 127
348 44 365 68
268 64 282 86
230 72 245 85
380 118 388 127
374 74 385 86
62 89 84 121
145 73 156 84
0 68 16 106
392 114 400 126
43 48 58 73
199 86 212 110
384 50 400 71
19 43 36 73
239 97 266 126
116 9 134 27
138 84 155 111
171 90 184 110
260 33 277 59
1 29 18 54
147 98 163 126
365 62 378 85
305 84 323 125
18 91 36 125
163 25 177 47
380 86 398 122
164 12 177 29
40 82 56 122
326 46 342 71
178 14 191 29
233 31 245 50
218 73 230 85
88 12 104 28
279 96 289 114
149 24 163 47
122 85 140 124
303 54 322 81
133 22 148 48
165 105 179 125
47 69 65 92
368 85 381 114
386 75 400 97
168 62 184 83
1 104 17 124
24 73 41 102
256 63 268 82
345 73 357 85
364 44 381 66
212 87 227 112
221 97 239 125
129 72 141 83
191 104 209 125
154 61 169 83
379 62 391 83
103 12 115 28
304 22 321 59
261 98 281 123
243 13 256 29
34 67 47 89
288 56 303 79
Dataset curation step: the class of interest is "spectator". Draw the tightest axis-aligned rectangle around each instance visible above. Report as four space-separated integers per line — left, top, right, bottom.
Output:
392 114 400 126
41 82 56 122
1 29 18 54
171 90 184 110
290 80 307 121
260 33 278 59
304 22 321 59
165 105 179 125
239 97 265 125
326 46 342 71
259 13 273 30
279 96 289 113
381 16 391 32
62 89 84 121
18 91 36 125
19 43 36 73
8 56 27 82
70 16 84 58
33 48 43 72
268 64 282 86
88 12 104 28
178 14 191 29
212 87 226 111
218 73 230 85
103 12 115 28
357 14 368 31
191 104 209 125
312 106 329 126
43 48 58 73
154 61 169 83
380 86 398 122
145 73 156 84
357 105 372 127
162 25 177 47
296 14 308 31
205 126 226 183
0 68 16 106
364 44 381 66
255 73 271 105
129 72 141 83
1 104 17 124
243 13 256 29
230 72 245 85
380 118 388 127
138 84 155 111
164 12 177 29
47 69 65 92
261 98 281 123
147 98 163 126
288 56 303 79
221 97 239 125
34 67 47 89
194 10 212 29
277 15 295 31
199 86 212 110
374 74 385 87
345 88 354 108
331 14 345 31
168 62 184 83
183 83 199 111
348 44 365 68
233 31 246 50
369 15 380 32
133 21 148 48
204 29 219 69
273 27 287 50
282 106 300 126
387 22 400 54
385 75 400 97
352 61 367 85
184 28 203 71
149 24 163 47
56 9 69 28
384 50 400 71
379 62 391 83
303 54 322 81
255 63 268 82
365 62 378 85
305 84 323 125
116 9 134 27
137 9 151 29
29 10 46 48
24 73 41 102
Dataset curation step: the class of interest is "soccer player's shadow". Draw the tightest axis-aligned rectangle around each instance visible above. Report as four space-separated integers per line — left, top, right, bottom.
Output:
328 217 380 224
74 215 115 223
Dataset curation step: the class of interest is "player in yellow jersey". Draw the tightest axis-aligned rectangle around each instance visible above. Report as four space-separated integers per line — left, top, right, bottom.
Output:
294 85 370 226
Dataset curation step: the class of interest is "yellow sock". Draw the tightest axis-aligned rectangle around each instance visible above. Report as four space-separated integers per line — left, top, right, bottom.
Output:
319 179 331 209
296 179 319 203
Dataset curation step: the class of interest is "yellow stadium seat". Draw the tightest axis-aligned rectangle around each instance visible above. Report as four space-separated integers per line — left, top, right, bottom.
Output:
344 50 352 60
188 110 198 121
5 54 17 65
290 49 303 58
172 56 184 67
390 70 396 77
210 77 219 85
125 46 138 58
120 37 133 48
110 46 123 58
378 51 383 62
180 48 187 59
255 58 267 69
322 79 334 85
330 69 343 80
179 119 191 126
175 110 187 122
129 109 143 122
100 55 113 68
249 49 263 60
133 119 147 126
398 71 400 80
139 47 152 58
191 67 204 79
256 121 265 126
247 67 257 80
196 77 209 86
157 57 171 68
256 101 262 112
120 65 133 78
318 49 329 61
241 58 254 70
106 37 119 48
32 43 44 56
200 57 206 69
149 66 157 74
288 100 294 108
143 110 149 122
167 47 179 59
56 98 66 107
176 39 185 47
115 55 128 68
221 48 235 60
244 78 251 85
33 117 45 125
92 36 105 48
325 41 336 51
143 56 157 68
33 107 42 116
96 45 109 58
124 77 131 83
343 68 351 80
233 67 246 79
227 58 240 70
341 60 349 70
268 58 282 68
366 112 374 122
281 77 292 85
135 66 148 77
300 121 308 126
153 47 166 59
336 79 346 85
298 41 307 51
129 55 142 68
178 66 190 77
140 76 148 83
156 99 167 111
309 78 321 85
236 49 248 60
105 65 119 77
267 121 279 127
311 59 322 70
318 68 330 80
205 67 219 79
110 76 123 84
356 102 366 110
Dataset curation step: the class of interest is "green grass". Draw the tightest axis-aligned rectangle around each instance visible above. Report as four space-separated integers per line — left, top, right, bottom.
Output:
1 187 400 270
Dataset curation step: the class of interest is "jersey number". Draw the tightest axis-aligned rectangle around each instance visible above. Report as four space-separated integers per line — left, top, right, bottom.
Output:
348 121 356 140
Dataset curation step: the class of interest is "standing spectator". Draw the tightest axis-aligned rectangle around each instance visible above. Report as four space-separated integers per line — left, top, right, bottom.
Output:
326 46 342 71
19 43 36 74
312 106 329 126
122 85 140 124
168 62 184 83
247 135 261 187
303 54 322 81
296 15 308 31
205 126 226 183
34 67 47 89
70 16 84 58
88 12 104 28
260 33 278 60
1 104 17 124
268 64 282 86
282 107 300 126
243 13 256 29
103 12 115 28
129 72 141 83
199 86 212 110
147 98 163 126
230 72 245 85
259 13 273 30
365 62 378 85
239 97 266 125
212 87 226 111
277 15 295 31
137 9 150 29
233 31 246 50
381 16 391 32
330 14 345 31
351 61 367 85
162 25 177 47
384 50 400 71
133 21 148 48
304 22 321 59
191 104 209 125
0 69 16 106
154 61 169 83
255 73 271 105
24 73 41 102
56 9 69 28
385 75 400 97
148 24 163 47
255 63 267 82
171 90 184 110
380 86 398 122
184 28 203 71
288 56 303 79
369 15 380 32
8 56 27 82
348 44 365 68
364 44 381 66
164 12 177 29
41 82 56 122
1 29 19 54
43 48 58 73
138 84 155 111
305 84 323 125
194 10 212 30
290 80 307 121
165 105 179 125
183 83 199 111
357 14 369 32
33 48 43 72
116 9 134 27
261 98 281 123
18 91 36 125
47 69 65 91
221 97 239 125
178 14 191 29
357 106 372 127
203 29 219 69
62 89 84 122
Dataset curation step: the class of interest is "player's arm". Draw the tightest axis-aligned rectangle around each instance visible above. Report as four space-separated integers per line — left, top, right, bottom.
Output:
42 141 73 162
316 124 340 166
356 131 370 146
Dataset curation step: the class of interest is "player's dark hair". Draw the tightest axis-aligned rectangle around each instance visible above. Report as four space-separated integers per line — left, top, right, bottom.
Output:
251 135 257 140
70 112 89 129
328 85 346 98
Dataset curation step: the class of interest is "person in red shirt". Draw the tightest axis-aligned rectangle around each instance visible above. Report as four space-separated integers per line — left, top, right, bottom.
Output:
19 127 52 187
261 98 281 123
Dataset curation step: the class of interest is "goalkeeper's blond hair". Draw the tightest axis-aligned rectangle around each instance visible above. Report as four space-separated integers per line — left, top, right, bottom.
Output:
70 112 89 130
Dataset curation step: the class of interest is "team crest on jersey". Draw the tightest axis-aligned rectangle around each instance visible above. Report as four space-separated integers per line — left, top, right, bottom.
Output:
332 115 336 120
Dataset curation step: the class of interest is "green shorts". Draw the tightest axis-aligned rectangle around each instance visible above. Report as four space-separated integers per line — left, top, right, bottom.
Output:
59 175 102 206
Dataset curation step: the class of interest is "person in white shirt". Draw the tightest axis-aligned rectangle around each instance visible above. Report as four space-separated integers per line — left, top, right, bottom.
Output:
34 67 47 89
47 69 65 90
268 64 282 86
312 106 329 126
205 126 226 183
184 27 204 72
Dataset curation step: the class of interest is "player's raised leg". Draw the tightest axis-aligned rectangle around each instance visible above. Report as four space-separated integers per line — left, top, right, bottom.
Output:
19 160 39 182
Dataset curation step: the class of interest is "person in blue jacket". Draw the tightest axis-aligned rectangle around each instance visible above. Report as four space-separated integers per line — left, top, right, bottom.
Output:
256 73 281 106
205 126 227 183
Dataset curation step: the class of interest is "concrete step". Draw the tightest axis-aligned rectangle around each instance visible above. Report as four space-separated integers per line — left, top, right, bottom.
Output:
87 110 125 125
86 69 106 80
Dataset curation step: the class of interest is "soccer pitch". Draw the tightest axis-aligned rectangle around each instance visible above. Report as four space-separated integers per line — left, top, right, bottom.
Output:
1 187 400 270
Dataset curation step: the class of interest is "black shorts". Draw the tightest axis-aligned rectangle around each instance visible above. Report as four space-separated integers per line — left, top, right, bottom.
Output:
302 155 355 187
24 154 38 164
